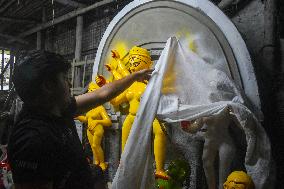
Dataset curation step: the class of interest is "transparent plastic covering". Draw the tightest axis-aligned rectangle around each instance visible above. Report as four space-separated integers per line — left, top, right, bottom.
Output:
96 1 236 86
94 0 262 120
112 37 273 189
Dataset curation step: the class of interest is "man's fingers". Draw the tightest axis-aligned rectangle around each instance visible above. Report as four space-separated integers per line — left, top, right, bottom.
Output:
139 69 153 81
144 68 154 75
145 69 154 80
133 68 154 82
141 69 154 79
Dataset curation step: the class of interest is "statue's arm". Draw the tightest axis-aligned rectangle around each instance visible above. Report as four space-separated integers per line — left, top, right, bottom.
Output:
75 115 87 123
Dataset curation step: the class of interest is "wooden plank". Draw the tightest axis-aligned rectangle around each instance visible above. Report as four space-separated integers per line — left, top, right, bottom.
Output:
75 16 83 60
9 52 14 89
36 31 42 50
73 59 95 66
0 0 5 8
82 57 87 88
0 0 17 13
71 87 84 95
0 33 28 44
15 0 114 38
0 57 12 79
71 59 75 96
263 0 276 72
36 7 47 50
54 0 86 8
1 49 4 90
0 16 38 24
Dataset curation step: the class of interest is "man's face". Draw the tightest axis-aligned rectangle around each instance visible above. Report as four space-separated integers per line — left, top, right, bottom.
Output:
55 72 71 110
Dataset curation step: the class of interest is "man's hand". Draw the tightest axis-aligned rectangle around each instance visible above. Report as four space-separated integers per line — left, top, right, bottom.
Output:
133 69 154 82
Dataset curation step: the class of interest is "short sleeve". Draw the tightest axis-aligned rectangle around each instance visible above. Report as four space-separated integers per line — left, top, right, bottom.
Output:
66 97 77 116
8 125 57 183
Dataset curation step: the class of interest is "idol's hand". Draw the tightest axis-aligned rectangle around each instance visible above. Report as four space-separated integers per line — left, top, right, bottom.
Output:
95 75 107 87
111 50 120 59
88 120 98 132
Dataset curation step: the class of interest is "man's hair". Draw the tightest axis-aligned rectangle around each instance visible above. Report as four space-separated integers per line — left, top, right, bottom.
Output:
13 50 70 103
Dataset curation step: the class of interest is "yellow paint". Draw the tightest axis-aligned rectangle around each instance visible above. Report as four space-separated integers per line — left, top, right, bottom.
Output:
223 171 255 189
161 58 177 94
75 82 112 171
176 30 196 52
106 46 169 179
157 30 197 95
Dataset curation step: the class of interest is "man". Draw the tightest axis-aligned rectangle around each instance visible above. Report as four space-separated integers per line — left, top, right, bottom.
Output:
7 50 153 189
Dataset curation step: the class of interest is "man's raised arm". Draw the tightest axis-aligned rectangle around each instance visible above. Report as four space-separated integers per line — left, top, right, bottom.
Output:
75 69 153 114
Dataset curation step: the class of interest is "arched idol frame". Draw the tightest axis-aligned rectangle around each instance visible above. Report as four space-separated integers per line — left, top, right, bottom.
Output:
93 0 262 116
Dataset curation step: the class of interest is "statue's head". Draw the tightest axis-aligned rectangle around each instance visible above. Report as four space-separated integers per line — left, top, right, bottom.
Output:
88 82 99 92
224 171 254 189
128 46 152 73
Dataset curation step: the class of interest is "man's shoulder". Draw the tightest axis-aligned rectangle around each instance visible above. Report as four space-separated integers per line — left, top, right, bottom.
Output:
8 115 58 154
8 118 59 185
8 117 59 169
16 116 50 127
12 116 54 138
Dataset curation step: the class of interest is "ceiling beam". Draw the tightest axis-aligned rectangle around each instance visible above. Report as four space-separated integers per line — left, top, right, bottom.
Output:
0 0 17 14
0 33 28 44
54 0 86 8
10 0 114 41
0 46 10 50
0 0 6 8
0 16 38 24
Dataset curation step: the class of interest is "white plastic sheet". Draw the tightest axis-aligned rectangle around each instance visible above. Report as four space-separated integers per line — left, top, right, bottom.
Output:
112 37 273 189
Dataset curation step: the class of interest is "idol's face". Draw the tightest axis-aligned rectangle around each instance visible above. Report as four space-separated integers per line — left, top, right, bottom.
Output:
224 181 246 189
128 54 151 73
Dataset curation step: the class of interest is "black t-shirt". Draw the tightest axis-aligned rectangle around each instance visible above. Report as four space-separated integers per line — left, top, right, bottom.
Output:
8 98 94 189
